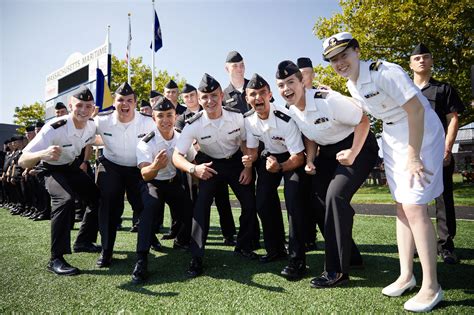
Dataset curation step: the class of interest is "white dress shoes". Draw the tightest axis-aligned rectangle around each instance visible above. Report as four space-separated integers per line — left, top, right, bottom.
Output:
382 275 416 297
404 286 444 312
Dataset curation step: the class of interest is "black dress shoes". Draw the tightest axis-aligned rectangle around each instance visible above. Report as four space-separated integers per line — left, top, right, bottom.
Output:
310 271 349 288
161 233 177 240
151 239 163 252
129 224 138 233
131 259 148 284
73 242 102 253
305 242 318 252
173 241 189 250
281 260 307 280
96 252 112 268
234 247 259 260
259 251 287 263
47 258 80 276
223 236 236 246
186 257 203 278
33 213 50 221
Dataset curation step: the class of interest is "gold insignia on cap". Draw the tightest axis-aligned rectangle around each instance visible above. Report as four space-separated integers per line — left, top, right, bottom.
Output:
284 70 288 75
329 37 337 47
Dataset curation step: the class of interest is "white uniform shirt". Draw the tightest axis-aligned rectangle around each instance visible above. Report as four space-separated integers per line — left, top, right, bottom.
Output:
288 89 362 145
347 60 430 123
136 129 196 180
245 103 304 154
95 111 155 166
23 114 96 165
176 108 245 159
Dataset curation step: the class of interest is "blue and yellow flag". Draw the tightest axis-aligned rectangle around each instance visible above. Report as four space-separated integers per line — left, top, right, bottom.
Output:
96 68 113 112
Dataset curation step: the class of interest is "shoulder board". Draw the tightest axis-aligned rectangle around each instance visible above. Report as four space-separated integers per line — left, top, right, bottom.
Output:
184 111 196 120
139 112 152 118
142 131 155 143
314 91 324 99
273 110 291 122
369 60 382 71
222 106 241 113
51 119 67 129
88 118 94 121
243 109 255 118
186 111 203 125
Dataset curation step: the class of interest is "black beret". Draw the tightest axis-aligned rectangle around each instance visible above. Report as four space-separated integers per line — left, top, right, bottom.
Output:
72 85 94 101
152 96 175 111
226 51 243 63
4 139 10 144
54 102 67 110
410 43 431 56
26 125 35 132
181 83 197 94
198 73 221 93
140 100 151 108
276 60 299 79
150 90 162 99
35 120 45 128
297 57 313 69
115 82 134 96
165 79 178 89
247 73 269 90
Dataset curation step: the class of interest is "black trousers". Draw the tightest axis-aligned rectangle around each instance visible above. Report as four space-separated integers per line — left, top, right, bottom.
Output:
314 132 378 274
190 152 257 258
435 158 456 252
137 177 193 253
44 163 100 258
256 152 306 261
96 157 144 253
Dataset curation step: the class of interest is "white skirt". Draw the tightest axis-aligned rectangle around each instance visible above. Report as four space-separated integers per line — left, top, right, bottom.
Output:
382 108 444 204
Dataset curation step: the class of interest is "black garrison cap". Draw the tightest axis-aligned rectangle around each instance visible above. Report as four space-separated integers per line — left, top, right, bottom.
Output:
226 51 243 63
35 120 45 128
152 96 175 111
247 73 269 90
181 83 196 94
140 100 151 109
410 43 431 56
297 57 313 69
72 85 94 101
165 79 178 89
150 90 162 98
115 82 134 96
276 60 299 79
54 102 67 110
26 125 35 132
198 73 220 93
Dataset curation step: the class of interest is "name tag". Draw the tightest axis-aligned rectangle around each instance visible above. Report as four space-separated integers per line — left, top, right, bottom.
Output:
85 136 93 143
104 132 112 136
200 135 211 140
225 98 235 103
228 128 240 135
252 134 261 138
364 91 380 98
271 136 285 141
137 133 146 138
62 144 72 147
314 117 329 124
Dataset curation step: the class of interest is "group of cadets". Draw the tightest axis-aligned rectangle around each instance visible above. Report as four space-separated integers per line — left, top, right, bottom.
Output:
4 39 463 309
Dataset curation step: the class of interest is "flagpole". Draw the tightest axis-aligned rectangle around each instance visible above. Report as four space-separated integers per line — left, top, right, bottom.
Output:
152 0 156 90
127 13 131 85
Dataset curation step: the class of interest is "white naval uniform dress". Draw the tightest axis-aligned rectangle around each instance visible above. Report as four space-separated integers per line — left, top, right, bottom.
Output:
287 89 379 274
245 104 306 261
95 111 156 253
347 60 444 204
176 107 258 257
23 114 99 257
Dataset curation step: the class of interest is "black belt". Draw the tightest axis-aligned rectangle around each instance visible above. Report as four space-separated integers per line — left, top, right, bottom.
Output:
42 160 79 171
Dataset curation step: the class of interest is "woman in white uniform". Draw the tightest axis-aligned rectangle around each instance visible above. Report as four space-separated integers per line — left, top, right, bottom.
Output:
275 60 379 288
322 32 444 312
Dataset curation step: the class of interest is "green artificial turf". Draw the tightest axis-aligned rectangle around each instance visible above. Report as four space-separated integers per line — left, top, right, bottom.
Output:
0 206 473 313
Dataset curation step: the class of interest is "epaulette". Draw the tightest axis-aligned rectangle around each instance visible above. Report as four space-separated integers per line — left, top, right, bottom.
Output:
243 109 255 118
223 106 241 113
142 131 155 143
51 119 67 129
184 112 196 120
369 60 382 71
139 112 152 118
88 118 94 121
273 110 291 122
315 90 329 99
186 111 203 125
285 103 290 109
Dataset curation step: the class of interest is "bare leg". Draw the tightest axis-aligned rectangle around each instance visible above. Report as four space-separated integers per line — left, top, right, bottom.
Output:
391 202 415 286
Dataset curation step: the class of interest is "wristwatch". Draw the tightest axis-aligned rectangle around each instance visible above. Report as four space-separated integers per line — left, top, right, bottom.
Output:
189 165 196 174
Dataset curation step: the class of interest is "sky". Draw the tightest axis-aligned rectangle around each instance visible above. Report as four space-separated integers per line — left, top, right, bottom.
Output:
0 0 341 124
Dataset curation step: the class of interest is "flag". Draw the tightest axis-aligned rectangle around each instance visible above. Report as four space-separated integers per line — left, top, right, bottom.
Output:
126 15 132 62
96 68 113 112
150 10 163 52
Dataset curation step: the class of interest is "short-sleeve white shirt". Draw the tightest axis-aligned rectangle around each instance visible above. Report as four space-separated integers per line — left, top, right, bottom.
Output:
245 103 304 154
23 114 96 165
288 89 362 145
176 108 245 159
95 111 156 166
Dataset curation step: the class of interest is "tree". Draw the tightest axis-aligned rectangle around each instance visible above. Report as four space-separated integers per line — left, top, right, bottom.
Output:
13 102 45 134
111 55 186 105
313 0 474 129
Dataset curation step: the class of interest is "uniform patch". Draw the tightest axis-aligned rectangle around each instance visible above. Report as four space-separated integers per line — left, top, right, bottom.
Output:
273 110 291 122
51 119 67 129
186 111 203 124
142 131 155 143
369 60 382 71
223 106 241 113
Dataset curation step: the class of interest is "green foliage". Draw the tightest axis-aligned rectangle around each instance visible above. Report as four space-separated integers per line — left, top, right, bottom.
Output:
13 102 45 134
111 55 186 107
313 0 474 126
